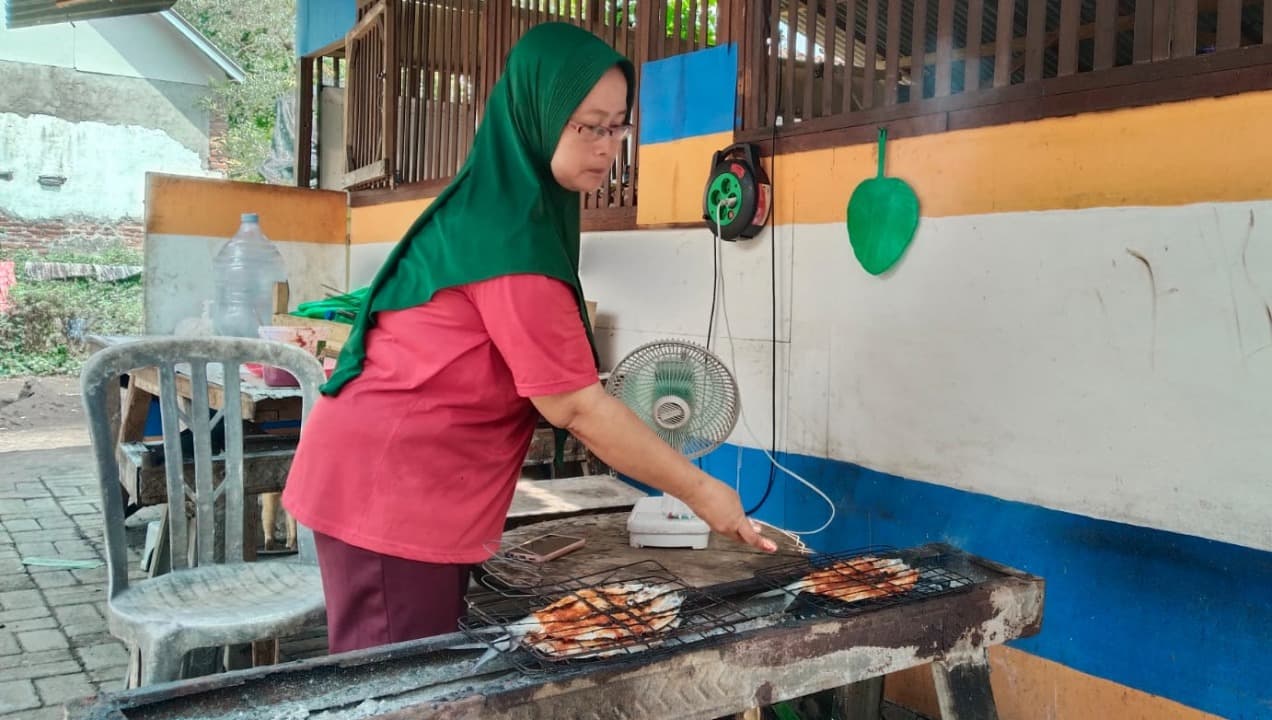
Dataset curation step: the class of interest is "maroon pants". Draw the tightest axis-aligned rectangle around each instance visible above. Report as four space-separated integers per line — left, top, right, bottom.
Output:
313 530 471 654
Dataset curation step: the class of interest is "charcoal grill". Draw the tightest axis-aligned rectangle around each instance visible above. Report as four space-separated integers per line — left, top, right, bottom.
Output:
66 543 1044 720
461 560 749 674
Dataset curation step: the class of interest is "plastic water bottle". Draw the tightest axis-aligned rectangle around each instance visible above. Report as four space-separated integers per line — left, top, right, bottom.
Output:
212 213 288 338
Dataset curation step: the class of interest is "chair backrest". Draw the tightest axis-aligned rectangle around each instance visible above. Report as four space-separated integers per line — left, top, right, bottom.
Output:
80 337 325 600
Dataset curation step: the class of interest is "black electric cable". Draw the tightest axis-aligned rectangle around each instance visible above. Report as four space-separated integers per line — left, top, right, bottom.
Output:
743 26 781 518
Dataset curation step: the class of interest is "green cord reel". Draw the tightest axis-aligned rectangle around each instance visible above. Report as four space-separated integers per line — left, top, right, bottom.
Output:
702 143 772 241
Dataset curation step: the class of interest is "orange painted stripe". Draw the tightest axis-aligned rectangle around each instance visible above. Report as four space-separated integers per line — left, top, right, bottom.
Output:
349 197 433 245
883 646 1224 720
145 173 347 244
350 89 1272 234
636 131 734 227
639 89 1272 225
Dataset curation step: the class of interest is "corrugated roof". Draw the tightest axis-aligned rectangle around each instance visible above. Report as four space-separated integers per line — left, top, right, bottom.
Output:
5 0 176 29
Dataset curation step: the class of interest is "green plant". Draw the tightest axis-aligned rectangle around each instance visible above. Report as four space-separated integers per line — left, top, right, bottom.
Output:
174 0 297 182
0 258 143 377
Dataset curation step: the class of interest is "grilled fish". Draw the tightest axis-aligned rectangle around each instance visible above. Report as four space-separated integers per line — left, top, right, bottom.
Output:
482 581 686 663
776 556 920 609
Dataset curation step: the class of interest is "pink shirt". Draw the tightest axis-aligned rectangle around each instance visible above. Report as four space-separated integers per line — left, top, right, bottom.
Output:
282 274 598 564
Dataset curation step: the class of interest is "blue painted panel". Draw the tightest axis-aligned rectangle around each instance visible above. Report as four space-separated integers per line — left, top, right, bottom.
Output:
297 0 356 57
686 445 1272 720
638 44 737 145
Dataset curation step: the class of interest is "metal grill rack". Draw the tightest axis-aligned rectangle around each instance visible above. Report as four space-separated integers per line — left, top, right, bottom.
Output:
461 560 749 674
754 545 976 618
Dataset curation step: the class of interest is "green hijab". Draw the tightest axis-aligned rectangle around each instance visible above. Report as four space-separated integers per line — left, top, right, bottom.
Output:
323 23 636 395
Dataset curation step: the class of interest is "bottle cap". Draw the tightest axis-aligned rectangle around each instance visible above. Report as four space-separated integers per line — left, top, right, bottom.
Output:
241 212 259 223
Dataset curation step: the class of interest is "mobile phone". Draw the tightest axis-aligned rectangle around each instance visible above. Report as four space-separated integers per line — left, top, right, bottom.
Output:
506 533 586 563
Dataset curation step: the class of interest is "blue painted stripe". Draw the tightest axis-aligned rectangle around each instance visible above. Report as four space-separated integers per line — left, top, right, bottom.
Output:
296 0 356 57
623 446 1272 719
638 44 737 145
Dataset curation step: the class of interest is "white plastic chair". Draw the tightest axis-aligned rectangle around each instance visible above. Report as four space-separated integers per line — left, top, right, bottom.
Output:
80 336 326 686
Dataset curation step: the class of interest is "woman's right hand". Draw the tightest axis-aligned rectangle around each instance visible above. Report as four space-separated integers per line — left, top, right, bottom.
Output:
681 477 777 553
531 383 777 554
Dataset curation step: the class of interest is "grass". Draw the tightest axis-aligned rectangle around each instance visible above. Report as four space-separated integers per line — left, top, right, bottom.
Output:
0 246 144 377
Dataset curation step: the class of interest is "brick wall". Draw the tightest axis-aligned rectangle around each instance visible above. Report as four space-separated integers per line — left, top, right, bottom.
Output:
208 110 229 175
0 210 144 253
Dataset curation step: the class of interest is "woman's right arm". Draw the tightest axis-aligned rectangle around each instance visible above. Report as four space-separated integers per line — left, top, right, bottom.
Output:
531 383 776 553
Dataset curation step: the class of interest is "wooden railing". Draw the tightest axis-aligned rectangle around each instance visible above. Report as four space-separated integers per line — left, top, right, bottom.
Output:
736 0 1271 148
344 2 392 189
394 0 481 186
328 0 729 226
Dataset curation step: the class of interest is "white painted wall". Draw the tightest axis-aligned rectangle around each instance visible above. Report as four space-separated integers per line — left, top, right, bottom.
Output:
146 234 347 335
580 201 1272 552
0 112 209 221
0 13 225 86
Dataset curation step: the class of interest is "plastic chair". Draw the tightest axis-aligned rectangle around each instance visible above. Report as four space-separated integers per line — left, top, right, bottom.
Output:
80 336 327 686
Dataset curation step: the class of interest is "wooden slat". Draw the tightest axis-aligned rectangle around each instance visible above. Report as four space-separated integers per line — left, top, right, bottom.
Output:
445 4 459 177
296 57 315 187
783 0 796 122
380 7 391 189
934 0 954 96
863 0 880 108
841 0 854 112
963 0 983 92
1024 0 1045 81
1172 0 1197 57
1058 0 1081 75
1267 0 1272 44
408 0 421 183
466 0 479 161
993 0 1012 85
1093 0 1116 69
701 0 711 48
803 0 817 119
344 159 388 189
422 0 432 178
822 0 840 115
672 0 684 56
1133 0 1152 62
885 0 902 104
1151 0 1171 60
433 2 445 179
911 0 928 99
1216 0 1241 49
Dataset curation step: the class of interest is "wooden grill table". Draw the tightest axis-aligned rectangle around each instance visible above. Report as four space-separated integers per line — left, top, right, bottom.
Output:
68 511 1045 720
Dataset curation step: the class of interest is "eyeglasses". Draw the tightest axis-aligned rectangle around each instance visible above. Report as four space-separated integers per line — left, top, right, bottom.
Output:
568 121 633 142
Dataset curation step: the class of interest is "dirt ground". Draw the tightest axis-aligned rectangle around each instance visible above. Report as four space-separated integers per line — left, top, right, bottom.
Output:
0 374 90 452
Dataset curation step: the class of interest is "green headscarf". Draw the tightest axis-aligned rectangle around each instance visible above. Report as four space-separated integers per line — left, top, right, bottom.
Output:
322 22 636 395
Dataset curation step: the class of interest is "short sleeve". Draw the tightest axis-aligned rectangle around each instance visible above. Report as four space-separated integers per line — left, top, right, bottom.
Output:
465 274 599 397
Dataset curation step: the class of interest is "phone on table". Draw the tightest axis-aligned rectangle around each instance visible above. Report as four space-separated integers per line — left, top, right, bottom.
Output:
506 533 586 563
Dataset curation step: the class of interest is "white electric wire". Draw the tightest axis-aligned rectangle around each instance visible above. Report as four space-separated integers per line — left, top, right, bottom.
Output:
710 199 836 536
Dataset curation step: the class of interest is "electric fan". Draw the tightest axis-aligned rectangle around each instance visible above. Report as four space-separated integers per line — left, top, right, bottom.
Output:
605 340 740 549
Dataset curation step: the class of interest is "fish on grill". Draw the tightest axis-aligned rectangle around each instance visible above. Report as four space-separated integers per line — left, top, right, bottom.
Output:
778 556 920 606
502 581 685 659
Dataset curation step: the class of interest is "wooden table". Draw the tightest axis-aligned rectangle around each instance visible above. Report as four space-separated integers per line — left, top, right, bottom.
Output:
485 512 808 592
87 334 305 446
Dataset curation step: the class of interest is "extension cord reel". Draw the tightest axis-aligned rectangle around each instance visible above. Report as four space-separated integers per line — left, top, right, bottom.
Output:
702 142 772 241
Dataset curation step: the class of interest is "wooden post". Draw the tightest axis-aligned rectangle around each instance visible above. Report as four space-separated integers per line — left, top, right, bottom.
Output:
296 56 315 188
932 650 1001 720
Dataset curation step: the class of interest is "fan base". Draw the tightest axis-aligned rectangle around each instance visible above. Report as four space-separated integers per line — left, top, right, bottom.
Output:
626 496 711 550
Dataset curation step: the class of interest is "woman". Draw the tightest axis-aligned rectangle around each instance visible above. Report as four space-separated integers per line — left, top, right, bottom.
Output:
281 22 774 655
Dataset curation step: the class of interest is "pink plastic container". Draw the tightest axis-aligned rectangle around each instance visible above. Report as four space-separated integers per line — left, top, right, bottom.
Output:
257 325 329 387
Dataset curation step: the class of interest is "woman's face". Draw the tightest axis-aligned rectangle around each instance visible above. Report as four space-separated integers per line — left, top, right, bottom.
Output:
551 67 630 193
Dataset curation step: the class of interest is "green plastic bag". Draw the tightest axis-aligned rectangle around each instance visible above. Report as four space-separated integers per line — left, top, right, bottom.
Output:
847 128 920 275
